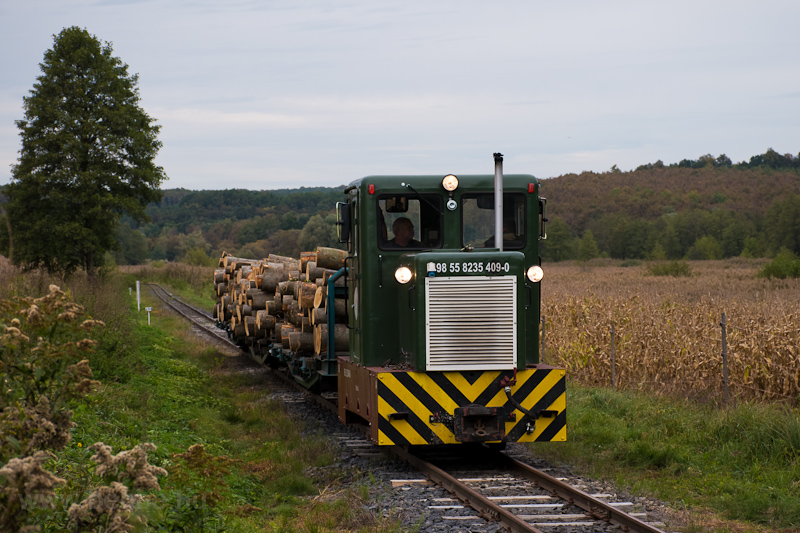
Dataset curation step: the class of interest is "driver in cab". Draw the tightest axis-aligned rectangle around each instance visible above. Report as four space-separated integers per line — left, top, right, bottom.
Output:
386 217 421 248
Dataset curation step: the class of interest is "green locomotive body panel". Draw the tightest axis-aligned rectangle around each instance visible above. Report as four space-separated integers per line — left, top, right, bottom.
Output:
345 174 543 371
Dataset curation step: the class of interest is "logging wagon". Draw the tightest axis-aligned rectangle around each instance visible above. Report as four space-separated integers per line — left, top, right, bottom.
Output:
214 155 566 447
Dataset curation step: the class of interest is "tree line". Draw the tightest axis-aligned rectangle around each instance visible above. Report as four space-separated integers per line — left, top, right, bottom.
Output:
112 187 346 266
540 160 800 263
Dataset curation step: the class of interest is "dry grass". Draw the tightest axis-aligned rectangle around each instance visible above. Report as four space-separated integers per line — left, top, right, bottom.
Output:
542 258 800 405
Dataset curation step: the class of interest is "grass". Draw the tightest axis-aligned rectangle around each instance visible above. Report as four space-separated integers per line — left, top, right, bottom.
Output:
120 262 218 310
528 386 800 532
1 268 403 532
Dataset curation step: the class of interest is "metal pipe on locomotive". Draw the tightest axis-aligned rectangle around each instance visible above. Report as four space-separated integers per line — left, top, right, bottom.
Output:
217 156 566 447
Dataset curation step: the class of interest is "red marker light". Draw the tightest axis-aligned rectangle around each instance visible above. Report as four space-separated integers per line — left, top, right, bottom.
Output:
528 183 536 194
368 184 375 194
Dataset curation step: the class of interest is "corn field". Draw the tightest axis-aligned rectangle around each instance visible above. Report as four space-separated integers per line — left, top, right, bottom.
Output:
542 259 800 405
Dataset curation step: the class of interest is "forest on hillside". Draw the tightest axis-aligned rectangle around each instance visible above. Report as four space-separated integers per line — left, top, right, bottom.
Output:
112 187 347 265
541 151 800 262
102 149 800 266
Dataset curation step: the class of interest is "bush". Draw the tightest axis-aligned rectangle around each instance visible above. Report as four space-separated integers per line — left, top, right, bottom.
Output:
646 260 692 277
0 284 165 531
758 248 800 279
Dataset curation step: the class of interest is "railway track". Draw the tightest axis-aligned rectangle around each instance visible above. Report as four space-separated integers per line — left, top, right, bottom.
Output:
148 283 671 533
391 445 669 532
146 283 239 350
146 282 340 413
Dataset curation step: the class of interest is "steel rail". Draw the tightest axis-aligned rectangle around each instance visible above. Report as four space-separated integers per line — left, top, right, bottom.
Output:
146 283 237 348
390 445 546 533
147 283 343 416
498 452 667 533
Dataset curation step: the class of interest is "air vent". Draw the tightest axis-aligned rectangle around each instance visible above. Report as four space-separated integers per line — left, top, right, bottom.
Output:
425 276 517 371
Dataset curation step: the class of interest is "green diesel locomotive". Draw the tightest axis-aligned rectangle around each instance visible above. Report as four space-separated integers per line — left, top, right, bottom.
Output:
329 155 566 446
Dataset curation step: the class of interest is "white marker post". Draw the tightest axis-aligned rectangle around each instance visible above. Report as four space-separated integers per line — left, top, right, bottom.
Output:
136 281 141 311
145 307 152 325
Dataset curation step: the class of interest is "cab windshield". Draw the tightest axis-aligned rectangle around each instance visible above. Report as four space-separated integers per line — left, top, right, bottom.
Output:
377 195 443 250
462 193 526 249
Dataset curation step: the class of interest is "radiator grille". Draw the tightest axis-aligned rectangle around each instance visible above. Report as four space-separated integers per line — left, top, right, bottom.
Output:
425 276 517 371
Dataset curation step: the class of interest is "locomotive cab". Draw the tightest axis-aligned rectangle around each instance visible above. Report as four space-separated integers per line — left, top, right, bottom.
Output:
336 172 566 446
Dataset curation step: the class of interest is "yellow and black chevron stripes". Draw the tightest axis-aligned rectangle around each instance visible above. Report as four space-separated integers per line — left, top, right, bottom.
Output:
376 368 566 446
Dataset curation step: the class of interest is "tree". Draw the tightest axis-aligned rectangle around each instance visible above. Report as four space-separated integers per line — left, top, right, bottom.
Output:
6 26 165 277
577 230 600 262
182 246 216 267
686 235 723 260
540 218 575 262
764 194 800 255
112 222 148 265
297 213 343 252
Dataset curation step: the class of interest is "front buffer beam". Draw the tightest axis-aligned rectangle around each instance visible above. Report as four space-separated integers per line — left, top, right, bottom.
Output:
337 357 566 446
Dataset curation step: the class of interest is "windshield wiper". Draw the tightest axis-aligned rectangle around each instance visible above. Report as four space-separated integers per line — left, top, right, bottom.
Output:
401 182 443 216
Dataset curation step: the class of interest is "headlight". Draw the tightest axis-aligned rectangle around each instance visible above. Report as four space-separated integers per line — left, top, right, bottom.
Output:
442 174 459 192
526 265 544 283
395 266 413 284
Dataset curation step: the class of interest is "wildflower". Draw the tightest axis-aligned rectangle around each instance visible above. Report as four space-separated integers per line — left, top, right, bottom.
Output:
79 319 106 330
77 339 98 350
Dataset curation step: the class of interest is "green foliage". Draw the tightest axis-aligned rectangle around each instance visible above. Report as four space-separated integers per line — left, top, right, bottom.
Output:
546 151 800 262
577 230 599 262
541 217 575 262
764 193 800 256
136 187 344 261
742 147 800 170
646 260 692 277
740 236 765 258
686 235 723 260
182 246 217 267
297 213 344 253
758 248 800 279
113 221 149 265
647 242 667 261
6 26 165 277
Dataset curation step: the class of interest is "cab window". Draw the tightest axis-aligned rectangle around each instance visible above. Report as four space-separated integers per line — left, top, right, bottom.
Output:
377 195 443 250
461 193 526 249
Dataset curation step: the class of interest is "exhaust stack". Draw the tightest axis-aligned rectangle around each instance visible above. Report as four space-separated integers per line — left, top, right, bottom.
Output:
493 152 504 252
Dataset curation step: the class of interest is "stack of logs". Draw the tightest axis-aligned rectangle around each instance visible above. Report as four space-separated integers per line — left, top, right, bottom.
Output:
213 247 349 356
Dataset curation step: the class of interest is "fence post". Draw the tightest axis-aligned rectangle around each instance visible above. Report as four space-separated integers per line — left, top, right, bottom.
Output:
721 312 729 406
540 315 546 365
611 323 616 389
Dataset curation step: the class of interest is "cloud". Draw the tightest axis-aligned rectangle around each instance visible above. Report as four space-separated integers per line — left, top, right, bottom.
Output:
155 107 306 129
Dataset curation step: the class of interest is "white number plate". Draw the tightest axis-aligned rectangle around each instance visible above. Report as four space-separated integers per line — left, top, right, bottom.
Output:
426 261 512 274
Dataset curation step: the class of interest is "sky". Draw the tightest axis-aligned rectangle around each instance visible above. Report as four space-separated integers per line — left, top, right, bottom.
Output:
1 1 799 191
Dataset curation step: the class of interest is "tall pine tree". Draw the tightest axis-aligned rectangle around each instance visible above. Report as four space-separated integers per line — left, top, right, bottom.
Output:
6 26 165 277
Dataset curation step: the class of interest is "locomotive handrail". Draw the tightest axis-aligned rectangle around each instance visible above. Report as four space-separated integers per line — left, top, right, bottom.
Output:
343 255 355 331
324 266 348 374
